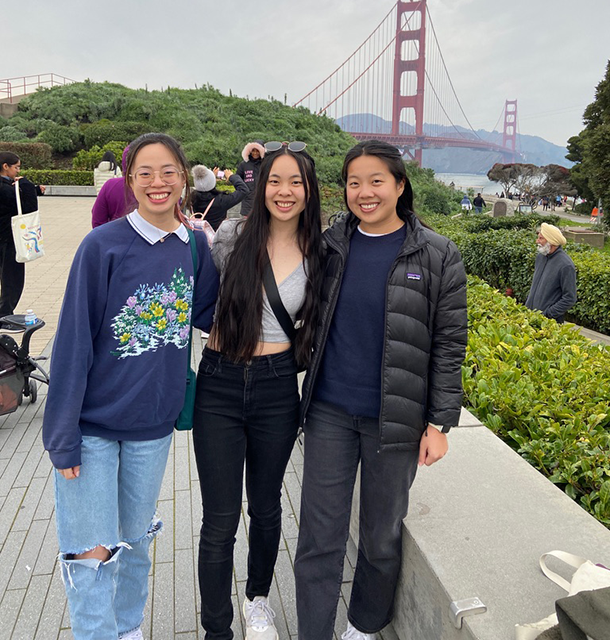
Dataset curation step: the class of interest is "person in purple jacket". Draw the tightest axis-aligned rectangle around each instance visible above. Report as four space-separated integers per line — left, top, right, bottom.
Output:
91 146 138 228
43 133 219 640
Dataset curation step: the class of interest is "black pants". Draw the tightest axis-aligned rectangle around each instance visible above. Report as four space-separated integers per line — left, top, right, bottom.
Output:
192 347 299 640
294 400 419 639
0 238 24 316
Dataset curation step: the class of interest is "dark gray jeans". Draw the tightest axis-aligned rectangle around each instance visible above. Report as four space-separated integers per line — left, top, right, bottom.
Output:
294 400 419 639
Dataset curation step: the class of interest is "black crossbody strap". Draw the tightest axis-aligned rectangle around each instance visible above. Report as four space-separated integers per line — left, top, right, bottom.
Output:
262 251 296 342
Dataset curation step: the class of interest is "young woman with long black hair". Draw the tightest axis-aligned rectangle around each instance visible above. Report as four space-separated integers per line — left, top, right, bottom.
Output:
193 142 323 639
294 140 468 640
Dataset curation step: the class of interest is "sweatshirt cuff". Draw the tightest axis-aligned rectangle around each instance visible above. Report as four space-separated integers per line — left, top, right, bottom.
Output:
48 446 82 470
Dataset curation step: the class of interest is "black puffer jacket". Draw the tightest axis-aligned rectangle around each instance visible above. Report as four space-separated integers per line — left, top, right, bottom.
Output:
301 212 467 450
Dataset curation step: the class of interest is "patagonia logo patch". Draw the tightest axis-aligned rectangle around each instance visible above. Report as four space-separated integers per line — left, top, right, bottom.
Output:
407 273 421 281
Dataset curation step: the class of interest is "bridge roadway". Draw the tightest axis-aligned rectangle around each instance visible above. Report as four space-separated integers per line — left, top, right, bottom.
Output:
0 197 363 640
349 132 516 157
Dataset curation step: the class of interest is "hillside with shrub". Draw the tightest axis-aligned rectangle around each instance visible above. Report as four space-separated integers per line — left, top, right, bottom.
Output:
0 81 357 184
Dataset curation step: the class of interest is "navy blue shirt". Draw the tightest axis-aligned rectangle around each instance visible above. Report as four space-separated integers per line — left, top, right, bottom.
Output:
314 224 406 417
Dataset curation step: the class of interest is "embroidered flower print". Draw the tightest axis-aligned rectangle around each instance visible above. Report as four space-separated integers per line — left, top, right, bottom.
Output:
111 268 194 358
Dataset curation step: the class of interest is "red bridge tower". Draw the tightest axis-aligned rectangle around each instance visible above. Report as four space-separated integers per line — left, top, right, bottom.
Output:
392 0 427 164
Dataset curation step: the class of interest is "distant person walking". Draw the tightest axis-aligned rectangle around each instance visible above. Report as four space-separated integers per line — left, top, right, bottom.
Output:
461 195 472 211
525 223 576 323
91 147 137 228
473 193 486 213
0 151 45 315
190 165 248 231
236 141 265 216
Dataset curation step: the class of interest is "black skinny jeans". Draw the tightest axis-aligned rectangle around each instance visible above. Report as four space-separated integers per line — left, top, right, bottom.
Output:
192 347 299 640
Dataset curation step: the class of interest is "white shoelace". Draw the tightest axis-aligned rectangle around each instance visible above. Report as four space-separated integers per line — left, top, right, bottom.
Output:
244 597 276 631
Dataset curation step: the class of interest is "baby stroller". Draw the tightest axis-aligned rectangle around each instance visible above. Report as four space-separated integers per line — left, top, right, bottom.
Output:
0 314 49 415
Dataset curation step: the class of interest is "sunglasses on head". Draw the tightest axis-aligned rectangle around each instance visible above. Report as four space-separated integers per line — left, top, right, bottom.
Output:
264 141 307 153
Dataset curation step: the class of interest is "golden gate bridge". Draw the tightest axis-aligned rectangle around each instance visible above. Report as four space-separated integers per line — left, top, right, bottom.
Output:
294 0 519 165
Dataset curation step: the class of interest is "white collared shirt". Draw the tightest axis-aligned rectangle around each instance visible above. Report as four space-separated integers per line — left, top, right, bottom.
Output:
126 210 189 245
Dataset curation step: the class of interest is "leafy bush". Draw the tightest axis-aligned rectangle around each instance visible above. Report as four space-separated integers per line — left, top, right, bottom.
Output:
10 82 358 179
0 126 28 142
21 170 93 186
0 141 52 169
426 213 610 334
465 277 610 525
73 141 127 170
80 119 151 149
37 122 81 153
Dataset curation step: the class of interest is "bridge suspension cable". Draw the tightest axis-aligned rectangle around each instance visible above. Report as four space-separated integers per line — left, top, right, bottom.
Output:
294 1 517 162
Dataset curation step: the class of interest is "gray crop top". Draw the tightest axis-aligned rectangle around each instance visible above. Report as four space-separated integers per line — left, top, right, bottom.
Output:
212 219 308 343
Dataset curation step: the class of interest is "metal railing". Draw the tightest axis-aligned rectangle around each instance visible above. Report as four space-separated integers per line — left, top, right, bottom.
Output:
0 73 76 103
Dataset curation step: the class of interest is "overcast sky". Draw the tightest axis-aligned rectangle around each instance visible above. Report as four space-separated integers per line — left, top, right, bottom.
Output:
4 0 608 148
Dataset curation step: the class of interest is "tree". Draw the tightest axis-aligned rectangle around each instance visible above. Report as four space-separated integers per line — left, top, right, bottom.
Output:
566 61 610 223
538 164 576 199
487 162 575 202
487 163 520 196
487 163 539 197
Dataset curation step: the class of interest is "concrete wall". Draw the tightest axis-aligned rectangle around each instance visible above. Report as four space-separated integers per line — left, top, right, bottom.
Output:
350 408 610 640
44 185 96 196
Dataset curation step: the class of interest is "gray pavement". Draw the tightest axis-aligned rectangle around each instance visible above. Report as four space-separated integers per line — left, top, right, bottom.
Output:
0 197 356 640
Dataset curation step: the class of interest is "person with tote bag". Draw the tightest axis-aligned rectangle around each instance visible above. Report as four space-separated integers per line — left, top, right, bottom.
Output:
0 151 45 315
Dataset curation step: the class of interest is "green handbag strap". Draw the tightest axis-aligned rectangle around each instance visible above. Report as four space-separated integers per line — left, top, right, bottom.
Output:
186 228 199 368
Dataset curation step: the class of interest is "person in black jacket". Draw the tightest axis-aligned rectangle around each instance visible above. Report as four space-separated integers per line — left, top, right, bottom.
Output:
190 165 248 231
236 141 265 216
473 192 486 213
0 152 45 315
294 141 467 640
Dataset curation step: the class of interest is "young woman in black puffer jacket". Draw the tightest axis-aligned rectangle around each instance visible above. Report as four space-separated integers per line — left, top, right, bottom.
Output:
294 140 468 640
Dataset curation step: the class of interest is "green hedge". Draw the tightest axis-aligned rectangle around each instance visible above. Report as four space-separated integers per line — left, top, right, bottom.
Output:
466 276 610 525
0 141 52 169
426 213 610 334
21 169 93 186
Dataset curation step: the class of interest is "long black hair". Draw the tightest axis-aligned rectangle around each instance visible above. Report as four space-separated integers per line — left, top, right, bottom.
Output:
213 147 323 367
100 151 118 172
341 140 430 228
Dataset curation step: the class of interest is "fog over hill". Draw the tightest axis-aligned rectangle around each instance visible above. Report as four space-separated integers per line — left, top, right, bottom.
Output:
336 114 572 174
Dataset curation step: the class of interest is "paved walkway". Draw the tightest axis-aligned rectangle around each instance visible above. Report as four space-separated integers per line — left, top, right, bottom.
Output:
0 197 359 640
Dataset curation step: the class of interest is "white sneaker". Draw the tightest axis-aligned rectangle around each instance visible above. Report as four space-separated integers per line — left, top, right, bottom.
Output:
341 620 375 640
242 596 278 639
119 629 143 640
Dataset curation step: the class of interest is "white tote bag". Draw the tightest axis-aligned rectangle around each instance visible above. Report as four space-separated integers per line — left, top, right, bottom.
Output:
515 550 610 639
11 180 45 263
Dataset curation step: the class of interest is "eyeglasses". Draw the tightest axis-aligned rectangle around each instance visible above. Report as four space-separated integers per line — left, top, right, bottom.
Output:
130 167 184 187
264 141 307 153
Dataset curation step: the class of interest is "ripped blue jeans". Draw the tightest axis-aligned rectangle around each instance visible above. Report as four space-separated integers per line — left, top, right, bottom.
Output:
54 434 172 640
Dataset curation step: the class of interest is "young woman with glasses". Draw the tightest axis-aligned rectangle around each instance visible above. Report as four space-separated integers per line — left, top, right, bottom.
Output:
192 141 322 640
294 140 467 640
43 133 219 640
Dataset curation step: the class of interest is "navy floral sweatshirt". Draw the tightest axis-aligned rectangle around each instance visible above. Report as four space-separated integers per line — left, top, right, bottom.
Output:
42 212 219 469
